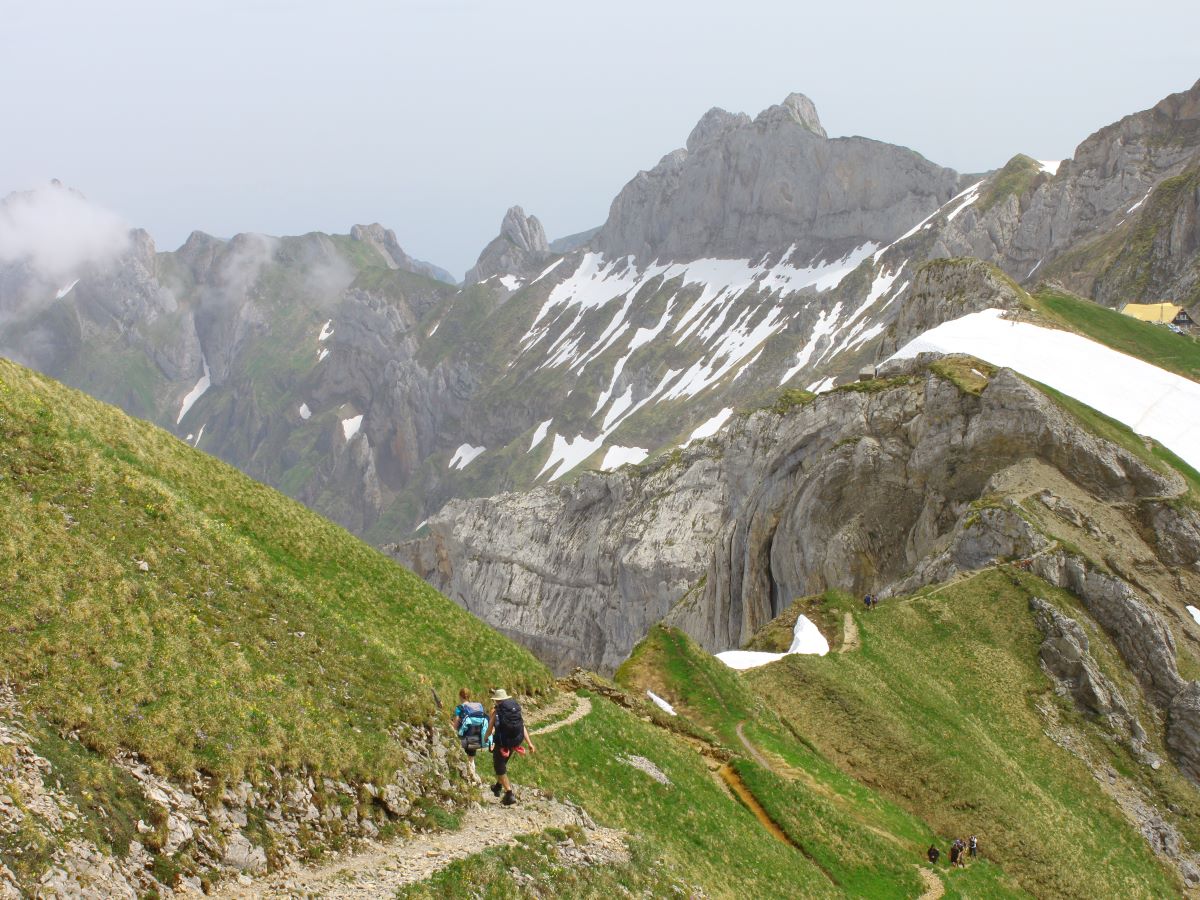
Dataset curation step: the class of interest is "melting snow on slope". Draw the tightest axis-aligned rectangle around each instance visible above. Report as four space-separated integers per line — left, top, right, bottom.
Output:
684 408 733 446
945 180 985 223
891 308 1200 470
298 403 312 420
341 414 363 441
55 278 80 299
600 445 648 471
537 433 605 481
449 443 486 470
1127 186 1153 214
1038 160 1061 176
318 320 334 341
529 419 552 451
193 424 205 447
175 357 211 425
1187 605 1200 626
499 274 523 291
646 691 677 716
716 615 830 670
318 348 330 362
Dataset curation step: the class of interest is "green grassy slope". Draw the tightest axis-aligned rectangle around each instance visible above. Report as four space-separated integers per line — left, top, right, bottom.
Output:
744 574 1183 899
1026 286 1200 381
0 357 552 787
617 625 1026 898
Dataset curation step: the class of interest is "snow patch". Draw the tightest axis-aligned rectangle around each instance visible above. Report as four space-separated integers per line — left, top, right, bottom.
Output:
891 308 1200 471
298 403 311 420
193 424 205 447
449 443 486 470
1038 160 1061 175
945 180 985 223
55 278 80 299
341 414 363 441
716 615 830 670
318 347 330 363
1188 605 1200 626
684 408 733 446
499 274 523 291
529 419 552 451
537 433 605 482
600 445 649 471
318 320 334 342
428 321 440 337
175 357 211 425
646 691 676 716
1127 187 1153 214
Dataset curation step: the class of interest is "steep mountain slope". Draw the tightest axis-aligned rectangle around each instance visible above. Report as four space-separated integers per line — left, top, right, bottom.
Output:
616 592 1196 897
399 350 1200 675
0 356 550 895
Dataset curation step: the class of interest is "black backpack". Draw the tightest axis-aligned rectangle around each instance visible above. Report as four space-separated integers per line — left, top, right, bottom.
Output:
495 699 525 748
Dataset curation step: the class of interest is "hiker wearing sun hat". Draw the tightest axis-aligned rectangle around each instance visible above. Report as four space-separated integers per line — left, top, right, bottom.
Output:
488 688 536 806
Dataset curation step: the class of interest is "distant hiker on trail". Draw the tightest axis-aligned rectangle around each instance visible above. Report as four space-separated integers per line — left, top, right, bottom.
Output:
927 844 940 865
969 834 978 859
949 841 960 867
951 838 967 868
864 594 872 611
452 688 489 784
488 688 536 807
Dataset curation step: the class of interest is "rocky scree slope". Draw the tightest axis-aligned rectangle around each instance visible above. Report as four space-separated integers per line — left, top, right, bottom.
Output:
0 357 550 897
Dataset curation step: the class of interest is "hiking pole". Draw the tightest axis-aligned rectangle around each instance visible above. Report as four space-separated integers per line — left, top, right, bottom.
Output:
430 687 443 713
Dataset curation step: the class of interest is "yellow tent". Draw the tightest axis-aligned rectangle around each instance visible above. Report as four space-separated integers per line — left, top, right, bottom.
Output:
1120 302 1182 323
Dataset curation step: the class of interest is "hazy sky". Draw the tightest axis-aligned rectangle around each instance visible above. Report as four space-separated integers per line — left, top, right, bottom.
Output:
2 0 1197 278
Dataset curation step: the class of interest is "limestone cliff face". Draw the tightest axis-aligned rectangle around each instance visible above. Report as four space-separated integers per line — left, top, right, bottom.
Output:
397 363 1199 674
928 79 1200 305
596 92 961 264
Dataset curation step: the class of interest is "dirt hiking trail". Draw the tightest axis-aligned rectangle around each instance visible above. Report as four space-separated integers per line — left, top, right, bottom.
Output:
214 693 608 898
213 790 625 899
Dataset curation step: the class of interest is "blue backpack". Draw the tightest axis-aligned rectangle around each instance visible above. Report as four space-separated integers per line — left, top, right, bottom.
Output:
455 701 489 751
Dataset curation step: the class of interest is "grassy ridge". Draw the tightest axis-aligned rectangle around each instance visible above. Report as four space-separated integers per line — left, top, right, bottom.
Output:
746 572 1181 898
1027 286 1200 381
0 357 551 784
619 624 1027 898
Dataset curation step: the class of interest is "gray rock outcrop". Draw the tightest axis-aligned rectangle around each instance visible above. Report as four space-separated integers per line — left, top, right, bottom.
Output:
398 365 1185 672
464 205 552 284
596 91 960 263
1029 596 1143 742
350 223 456 283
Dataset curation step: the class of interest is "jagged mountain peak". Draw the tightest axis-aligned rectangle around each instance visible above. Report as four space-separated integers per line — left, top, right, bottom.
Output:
464 204 552 285
499 205 549 255
686 107 752 152
755 91 827 137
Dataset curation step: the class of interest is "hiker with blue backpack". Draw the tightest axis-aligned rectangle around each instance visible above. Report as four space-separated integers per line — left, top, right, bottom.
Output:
452 688 490 784
488 688 536 806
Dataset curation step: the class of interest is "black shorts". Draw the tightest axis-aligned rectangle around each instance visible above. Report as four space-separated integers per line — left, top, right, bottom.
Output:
493 744 513 776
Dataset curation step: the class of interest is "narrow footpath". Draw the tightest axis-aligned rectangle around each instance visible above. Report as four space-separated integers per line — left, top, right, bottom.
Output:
213 694 608 898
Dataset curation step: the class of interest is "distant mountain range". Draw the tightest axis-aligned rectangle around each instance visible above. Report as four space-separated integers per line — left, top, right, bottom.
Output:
1 79 1197 548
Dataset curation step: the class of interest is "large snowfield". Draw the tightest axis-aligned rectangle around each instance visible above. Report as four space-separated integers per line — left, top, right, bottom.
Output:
892 308 1200 472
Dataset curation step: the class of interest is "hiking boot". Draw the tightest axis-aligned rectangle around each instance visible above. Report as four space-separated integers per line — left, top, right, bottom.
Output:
491 782 502 798
502 790 516 806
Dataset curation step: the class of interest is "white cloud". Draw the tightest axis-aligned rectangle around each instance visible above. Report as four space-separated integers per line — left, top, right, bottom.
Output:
0 181 131 279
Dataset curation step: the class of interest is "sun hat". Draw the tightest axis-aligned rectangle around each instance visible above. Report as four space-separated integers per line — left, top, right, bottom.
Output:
490 688 511 701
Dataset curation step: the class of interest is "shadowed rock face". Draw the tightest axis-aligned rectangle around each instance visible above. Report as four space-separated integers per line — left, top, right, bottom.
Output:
595 92 960 264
